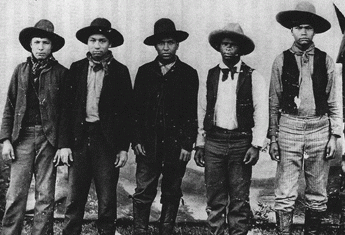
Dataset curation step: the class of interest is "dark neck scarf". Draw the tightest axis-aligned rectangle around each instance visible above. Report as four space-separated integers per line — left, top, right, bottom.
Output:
30 54 56 78
87 51 114 75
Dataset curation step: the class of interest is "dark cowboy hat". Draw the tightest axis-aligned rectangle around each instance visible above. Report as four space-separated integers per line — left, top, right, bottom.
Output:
76 18 124 47
208 23 255 55
19 19 65 53
144 18 189 46
276 1 331 34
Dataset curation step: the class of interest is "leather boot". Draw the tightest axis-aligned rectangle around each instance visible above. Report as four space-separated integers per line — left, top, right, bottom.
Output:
304 209 323 235
133 202 151 235
159 201 180 235
275 210 293 235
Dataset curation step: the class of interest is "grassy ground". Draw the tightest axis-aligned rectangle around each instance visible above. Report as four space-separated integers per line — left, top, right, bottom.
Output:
1 217 341 235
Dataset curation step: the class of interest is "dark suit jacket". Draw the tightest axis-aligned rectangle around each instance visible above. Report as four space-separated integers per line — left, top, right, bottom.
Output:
58 58 132 154
0 58 68 147
132 57 199 163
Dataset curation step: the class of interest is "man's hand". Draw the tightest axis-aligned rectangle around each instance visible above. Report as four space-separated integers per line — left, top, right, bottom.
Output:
134 144 146 156
243 146 260 165
2 139 15 161
269 142 280 162
325 135 337 160
115 151 128 168
194 147 205 167
179 149 191 162
54 148 73 167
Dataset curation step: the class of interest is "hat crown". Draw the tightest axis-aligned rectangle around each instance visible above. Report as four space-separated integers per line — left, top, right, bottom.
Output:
222 23 245 36
90 18 111 28
295 1 316 14
154 18 177 35
34 19 54 33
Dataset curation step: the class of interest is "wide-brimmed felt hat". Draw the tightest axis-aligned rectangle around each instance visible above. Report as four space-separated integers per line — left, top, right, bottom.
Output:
144 18 189 46
19 19 65 53
208 23 255 55
76 18 124 47
276 1 331 33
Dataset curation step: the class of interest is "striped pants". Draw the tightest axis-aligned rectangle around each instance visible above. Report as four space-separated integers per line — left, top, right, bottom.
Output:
275 114 330 212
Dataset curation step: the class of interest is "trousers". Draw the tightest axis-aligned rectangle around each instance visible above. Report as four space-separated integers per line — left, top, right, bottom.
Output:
1 126 56 235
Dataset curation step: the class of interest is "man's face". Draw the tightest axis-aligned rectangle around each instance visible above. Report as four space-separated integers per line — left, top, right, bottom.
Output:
30 37 52 60
87 34 111 59
155 37 179 61
291 24 315 46
219 38 240 60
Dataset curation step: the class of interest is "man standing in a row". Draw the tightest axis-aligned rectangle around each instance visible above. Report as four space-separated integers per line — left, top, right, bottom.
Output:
0 19 68 235
194 23 268 235
58 18 132 235
132 18 199 235
269 2 342 234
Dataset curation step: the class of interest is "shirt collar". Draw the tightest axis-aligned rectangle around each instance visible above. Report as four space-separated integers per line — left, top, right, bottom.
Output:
290 42 315 55
219 59 242 72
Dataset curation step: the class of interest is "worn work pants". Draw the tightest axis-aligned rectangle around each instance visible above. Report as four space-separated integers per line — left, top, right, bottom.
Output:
1 126 57 235
63 122 120 235
275 114 330 212
205 127 252 235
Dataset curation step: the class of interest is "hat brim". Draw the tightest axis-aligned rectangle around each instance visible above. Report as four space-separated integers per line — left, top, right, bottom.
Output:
19 27 65 52
208 30 255 55
76 26 124 47
144 31 189 45
276 10 331 33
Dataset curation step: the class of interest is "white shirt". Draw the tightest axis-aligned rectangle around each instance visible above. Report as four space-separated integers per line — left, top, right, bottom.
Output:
214 60 240 130
196 60 269 147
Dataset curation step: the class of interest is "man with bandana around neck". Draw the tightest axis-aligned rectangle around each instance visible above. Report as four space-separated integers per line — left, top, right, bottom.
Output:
132 18 199 235
194 23 268 235
57 18 132 235
0 19 68 235
269 2 342 234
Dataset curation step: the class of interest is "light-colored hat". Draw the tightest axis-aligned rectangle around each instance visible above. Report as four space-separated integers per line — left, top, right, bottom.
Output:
19 19 65 52
276 1 331 33
208 23 255 55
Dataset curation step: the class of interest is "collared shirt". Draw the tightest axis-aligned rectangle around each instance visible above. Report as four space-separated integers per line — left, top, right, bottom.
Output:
159 60 176 75
86 62 105 122
214 60 241 130
268 43 343 138
196 60 269 147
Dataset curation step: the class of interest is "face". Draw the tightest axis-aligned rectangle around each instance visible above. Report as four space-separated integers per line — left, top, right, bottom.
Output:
30 37 52 60
155 37 179 61
87 34 112 59
291 24 315 46
219 38 240 60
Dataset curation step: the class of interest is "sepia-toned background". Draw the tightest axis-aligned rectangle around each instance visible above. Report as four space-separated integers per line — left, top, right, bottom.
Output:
0 0 344 222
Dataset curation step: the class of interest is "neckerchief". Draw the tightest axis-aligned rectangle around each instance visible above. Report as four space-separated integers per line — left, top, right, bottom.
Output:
290 42 315 63
30 54 57 78
87 51 114 75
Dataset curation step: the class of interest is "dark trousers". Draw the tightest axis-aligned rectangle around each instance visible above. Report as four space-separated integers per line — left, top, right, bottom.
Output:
133 157 187 206
63 122 119 235
205 128 252 235
2 126 56 235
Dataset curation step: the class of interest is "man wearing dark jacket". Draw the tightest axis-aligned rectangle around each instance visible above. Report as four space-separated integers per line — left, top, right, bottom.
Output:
58 18 132 235
0 19 67 235
132 18 199 235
